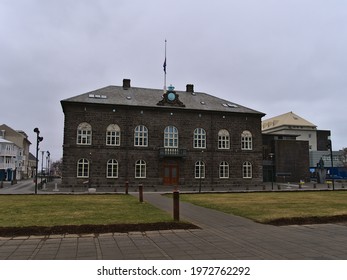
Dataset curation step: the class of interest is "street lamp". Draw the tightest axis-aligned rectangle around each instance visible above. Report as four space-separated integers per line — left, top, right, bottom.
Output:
46 151 50 182
33 128 43 194
327 137 335 191
41 150 45 186
269 153 275 190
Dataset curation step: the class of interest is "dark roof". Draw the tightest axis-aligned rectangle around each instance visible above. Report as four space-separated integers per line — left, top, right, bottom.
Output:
61 85 265 116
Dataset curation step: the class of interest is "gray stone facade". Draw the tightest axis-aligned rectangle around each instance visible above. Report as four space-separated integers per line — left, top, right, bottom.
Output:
61 80 265 190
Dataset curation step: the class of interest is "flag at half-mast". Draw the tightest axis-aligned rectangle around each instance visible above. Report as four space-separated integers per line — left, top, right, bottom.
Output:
163 57 167 74
163 39 167 74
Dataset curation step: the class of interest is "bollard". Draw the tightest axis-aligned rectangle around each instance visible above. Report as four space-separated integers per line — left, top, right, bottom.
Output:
53 183 59 192
173 190 180 221
139 184 143 202
125 181 129 195
0 180 3 188
313 183 316 189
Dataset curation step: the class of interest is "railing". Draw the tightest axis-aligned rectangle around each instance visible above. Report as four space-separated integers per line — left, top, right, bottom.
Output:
0 150 16 157
159 147 187 158
0 163 15 170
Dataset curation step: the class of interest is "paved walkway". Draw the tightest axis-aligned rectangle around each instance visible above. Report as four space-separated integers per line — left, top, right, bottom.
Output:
1 193 347 259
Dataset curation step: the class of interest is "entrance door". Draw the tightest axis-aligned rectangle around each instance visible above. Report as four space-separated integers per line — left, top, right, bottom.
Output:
163 163 179 185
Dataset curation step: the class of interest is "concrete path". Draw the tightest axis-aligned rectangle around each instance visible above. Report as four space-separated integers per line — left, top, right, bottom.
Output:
1 193 347 259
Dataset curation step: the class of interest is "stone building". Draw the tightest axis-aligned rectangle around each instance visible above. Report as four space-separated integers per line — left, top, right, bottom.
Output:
61 79 265 190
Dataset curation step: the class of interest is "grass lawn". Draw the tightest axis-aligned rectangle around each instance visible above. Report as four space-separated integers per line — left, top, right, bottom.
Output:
179 191 347 224
0 194 173 227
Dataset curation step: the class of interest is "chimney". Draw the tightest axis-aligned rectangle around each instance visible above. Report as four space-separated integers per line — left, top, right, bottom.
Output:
123 79 131 89
186 84 194 93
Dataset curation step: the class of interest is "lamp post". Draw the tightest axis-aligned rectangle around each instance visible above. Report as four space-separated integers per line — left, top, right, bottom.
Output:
33 128 43 194
328 137 335 191
46 151 50 182
269 153 275 190
41 150 45 186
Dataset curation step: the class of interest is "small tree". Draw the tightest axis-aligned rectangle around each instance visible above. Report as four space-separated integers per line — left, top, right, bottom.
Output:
51 158 62 177
340 148 347 168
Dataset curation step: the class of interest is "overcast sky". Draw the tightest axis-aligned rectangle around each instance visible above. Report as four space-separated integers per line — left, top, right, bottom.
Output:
1 0 347 161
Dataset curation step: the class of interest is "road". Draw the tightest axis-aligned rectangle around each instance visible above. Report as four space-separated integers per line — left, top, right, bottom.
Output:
0 179 36 194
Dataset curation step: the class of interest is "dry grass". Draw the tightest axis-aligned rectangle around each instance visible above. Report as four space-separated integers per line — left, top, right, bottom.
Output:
0 194 173 227
179 191 347 223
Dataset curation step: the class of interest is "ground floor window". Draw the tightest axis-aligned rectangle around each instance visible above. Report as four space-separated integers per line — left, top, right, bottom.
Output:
135 160 146 178
77 158 89 178
107 159 118 178
242 161 252 178
219 161 229 178
195 161 205 179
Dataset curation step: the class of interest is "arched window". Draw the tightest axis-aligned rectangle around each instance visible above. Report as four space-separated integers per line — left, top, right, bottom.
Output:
219 161 229 178
77 158 89 178
77 122 92 145
241 130 252 150
164 126 178 148
135 160 146 178
242 161 252 178
134 125 148 147
218 129 230 149
107 159 118 178
106 124 121 146
194 128 206 148
195 161 205 179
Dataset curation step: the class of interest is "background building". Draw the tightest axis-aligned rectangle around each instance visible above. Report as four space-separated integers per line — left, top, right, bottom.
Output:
262 134 310 183
262 111 344 182
61 79 265 189
0 125 31 180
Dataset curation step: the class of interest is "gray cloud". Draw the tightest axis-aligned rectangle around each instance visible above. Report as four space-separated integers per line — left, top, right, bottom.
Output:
1 0 346 160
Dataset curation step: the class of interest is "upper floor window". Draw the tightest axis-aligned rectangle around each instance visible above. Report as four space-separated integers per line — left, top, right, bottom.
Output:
135 160 146 178
194 128 206 149
164 126 178 148
195 161 205 179
77 122 92 145
107 159 118 178
241 130 252 150
134 125 148 147
218 129 230 149
242 161 252 178
106 124 121 146
219 161 229 178
77 158 89 178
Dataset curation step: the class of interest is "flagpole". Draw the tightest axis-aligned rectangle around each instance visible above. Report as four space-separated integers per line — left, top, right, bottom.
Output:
163 39 167 91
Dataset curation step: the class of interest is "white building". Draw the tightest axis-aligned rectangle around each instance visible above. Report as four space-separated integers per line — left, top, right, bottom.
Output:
0 137 20 181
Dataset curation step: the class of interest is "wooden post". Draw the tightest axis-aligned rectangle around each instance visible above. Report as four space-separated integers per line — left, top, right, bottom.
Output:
139 184 143 202
125 181 129 195
173 190 180 221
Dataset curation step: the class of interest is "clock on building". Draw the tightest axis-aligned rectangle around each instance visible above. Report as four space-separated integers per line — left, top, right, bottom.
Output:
157 84 185 107
168 92 176 101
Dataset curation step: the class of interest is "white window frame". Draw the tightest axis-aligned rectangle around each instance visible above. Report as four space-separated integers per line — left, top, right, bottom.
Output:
164 126 178 148
106 124 121 146
107 159 118 178
195 161 205 179
194 128 206 149
219 161 229 178
77 123 92 145
241 130 252 150
135 160 146 178
218 129 230 149
134 125 148 147
77 158 89 178
242 161 252 178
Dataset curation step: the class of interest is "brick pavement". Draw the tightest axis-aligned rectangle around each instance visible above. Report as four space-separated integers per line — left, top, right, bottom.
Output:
1 193 347 259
